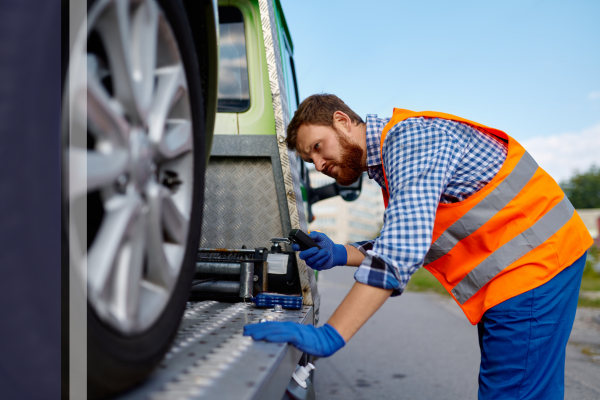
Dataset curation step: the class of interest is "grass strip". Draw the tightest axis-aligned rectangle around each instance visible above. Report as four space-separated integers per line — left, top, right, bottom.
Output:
405 250 600 309
578 297 600 308
405 267 449 296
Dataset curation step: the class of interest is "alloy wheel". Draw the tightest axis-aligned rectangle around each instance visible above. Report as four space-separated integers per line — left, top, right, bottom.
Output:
67 0 194 334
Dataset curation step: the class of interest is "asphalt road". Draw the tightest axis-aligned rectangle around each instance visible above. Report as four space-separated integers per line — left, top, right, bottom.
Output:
314 266 600 400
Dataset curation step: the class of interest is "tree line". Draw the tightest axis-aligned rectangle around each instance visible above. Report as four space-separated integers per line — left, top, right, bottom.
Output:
560 165 600 209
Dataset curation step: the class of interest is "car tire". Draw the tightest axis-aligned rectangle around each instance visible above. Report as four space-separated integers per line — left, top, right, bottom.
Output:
61 0 206 398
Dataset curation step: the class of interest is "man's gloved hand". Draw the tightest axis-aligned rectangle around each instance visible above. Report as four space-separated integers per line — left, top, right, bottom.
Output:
243 322 345 357
291 232 347 271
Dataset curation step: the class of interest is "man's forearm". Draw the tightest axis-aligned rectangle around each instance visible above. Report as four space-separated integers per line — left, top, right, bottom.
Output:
344 245 366 266
326 282 393 342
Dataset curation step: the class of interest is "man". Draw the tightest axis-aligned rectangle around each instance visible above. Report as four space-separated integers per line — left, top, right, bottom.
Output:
243 94 593 399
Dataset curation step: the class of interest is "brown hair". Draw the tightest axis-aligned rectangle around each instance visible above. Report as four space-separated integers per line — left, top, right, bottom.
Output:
286 94 364 150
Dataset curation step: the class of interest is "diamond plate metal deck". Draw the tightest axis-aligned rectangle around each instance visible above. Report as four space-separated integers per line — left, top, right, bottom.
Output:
114 301 313 400
200 157 283 249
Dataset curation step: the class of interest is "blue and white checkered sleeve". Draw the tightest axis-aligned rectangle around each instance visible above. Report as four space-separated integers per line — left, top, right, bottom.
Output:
349 239 377 256
354 118 464 295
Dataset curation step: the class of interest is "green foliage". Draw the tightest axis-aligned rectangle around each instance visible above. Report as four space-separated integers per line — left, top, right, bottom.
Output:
581 246 600 292
405 247 600 309
560 165 600 208
584 245 600 273
405 267 449 296
578 298 600 308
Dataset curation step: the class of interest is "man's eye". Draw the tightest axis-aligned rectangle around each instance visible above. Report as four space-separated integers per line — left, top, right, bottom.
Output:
314 143 320 149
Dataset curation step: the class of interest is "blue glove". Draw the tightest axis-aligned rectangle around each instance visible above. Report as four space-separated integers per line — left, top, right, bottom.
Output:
291 232 347 271
243 322 345 357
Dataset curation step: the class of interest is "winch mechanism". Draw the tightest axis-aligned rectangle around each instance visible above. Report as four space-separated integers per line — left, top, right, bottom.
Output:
191 236 303 303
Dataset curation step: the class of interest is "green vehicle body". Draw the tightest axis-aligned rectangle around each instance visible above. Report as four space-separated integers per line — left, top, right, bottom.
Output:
214 0 298 137
214 0 310 206
212 0 361 213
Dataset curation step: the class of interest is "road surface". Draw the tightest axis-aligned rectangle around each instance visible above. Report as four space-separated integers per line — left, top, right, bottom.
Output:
314 266 600 399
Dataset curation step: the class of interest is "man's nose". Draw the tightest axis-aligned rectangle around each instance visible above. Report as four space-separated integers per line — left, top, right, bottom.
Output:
314 157 325 172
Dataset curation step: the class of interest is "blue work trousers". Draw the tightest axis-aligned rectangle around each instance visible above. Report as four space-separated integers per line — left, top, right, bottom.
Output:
477 252 586 400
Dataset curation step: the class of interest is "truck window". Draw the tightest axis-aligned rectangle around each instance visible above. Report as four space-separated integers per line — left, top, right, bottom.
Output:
218 6 250 112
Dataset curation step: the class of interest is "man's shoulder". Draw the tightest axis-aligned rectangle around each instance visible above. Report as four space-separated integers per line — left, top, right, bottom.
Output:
383 116 429 143
366 115 392 132
385 116 470 140
387 116 427 131
381 116 465 161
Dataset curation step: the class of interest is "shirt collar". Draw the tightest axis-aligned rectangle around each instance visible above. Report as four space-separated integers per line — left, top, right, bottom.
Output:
365 114 389 168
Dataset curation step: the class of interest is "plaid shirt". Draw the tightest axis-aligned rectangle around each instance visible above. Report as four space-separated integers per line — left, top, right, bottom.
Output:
352 114 507 295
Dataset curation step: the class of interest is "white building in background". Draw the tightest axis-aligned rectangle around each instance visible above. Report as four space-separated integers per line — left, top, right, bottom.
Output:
576 208 600 248
308 170 385 245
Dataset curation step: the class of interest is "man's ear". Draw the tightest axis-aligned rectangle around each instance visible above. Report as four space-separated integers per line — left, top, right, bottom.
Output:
333 111 351 132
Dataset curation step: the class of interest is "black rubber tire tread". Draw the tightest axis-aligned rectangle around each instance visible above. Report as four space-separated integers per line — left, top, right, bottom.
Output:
80 0 207 398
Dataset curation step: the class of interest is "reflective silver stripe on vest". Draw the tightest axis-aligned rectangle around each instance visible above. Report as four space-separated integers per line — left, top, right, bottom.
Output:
424 152 538 266
451 195 575 304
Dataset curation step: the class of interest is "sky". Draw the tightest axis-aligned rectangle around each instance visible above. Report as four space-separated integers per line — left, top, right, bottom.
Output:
280 0 600 182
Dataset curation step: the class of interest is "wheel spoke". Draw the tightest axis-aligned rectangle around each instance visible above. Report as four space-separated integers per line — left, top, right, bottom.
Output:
137 280 168 327
145 181 176 288
148 65 187 145
157 119 192 159
162 189 189 245
109 206 147 330
68 147 129 198
88 149 129 193
87 70 130 146
87 193 143 301
131 0 159 114
96 0 142 123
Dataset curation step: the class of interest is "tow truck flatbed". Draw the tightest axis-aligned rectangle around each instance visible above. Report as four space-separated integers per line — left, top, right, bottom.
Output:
115 302 313 400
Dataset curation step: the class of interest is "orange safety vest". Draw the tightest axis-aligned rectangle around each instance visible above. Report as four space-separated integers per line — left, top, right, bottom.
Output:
379 108 593 324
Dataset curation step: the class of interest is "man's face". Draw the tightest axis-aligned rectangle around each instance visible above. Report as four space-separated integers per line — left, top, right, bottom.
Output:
296 124 364 186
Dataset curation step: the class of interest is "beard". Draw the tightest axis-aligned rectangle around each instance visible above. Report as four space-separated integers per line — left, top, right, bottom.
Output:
329 128 364 186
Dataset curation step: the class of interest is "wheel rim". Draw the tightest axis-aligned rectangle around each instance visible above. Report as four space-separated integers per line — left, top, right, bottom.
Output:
67 0 194 334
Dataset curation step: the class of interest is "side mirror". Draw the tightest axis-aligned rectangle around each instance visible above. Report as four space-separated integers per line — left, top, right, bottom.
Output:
306 173 364 222
294 155 365 222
